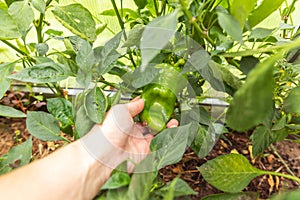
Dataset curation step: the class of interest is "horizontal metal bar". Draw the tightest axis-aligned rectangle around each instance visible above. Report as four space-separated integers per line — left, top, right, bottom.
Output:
11 84 229 107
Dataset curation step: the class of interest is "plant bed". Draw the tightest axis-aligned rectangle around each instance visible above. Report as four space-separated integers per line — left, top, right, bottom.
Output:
159 133 300 199
1 115 299 199
1 0 300 199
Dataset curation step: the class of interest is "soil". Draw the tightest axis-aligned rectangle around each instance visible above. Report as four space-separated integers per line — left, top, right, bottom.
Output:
159 133 300 199
0 92 300 199
1 117 299 199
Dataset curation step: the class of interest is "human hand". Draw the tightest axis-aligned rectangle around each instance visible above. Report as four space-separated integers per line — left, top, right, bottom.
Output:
101 97 178 171
81 97 178 172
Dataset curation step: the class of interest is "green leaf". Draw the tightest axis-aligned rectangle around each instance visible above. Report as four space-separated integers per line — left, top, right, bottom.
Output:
182 48 211 73
240 56 259 75
56 53 79 75
150 123 192 169
76 69 92 88
270 128 289 143
200 61 225 92
133 0 147 9
198 154 264 193
52 3 97 42
211 61 242 93
47 98 74 126
94 31 122 76
4 0 17 7
31 0 46 14
45 29 63 36
75 38 95 87
122 25 144 48
101 171 130 190
249 28 275 40
251 125 272 157
163 177 177 200
76 39 95 70
108 90 121 109
8 1 34 36
0 7 21 39
229 0 256 29
248 0 285 28
0 2 8 10
74 91 94 138
0 137 32 175
190 125 210 158
272 115 286 131
74 106 95 138
26 111 62 141
9 62 69 83
84 87 108 124
97 49 120 75
201 192 259 200
128 170 155 200
96 23 107 36
101 8 140 19
106 187 128 200
187 107 211 126
226 53 280 132
160 177 197 198
0 105 26 118
271 189 300 200
217 11 243 44
131 64 161 88
0 62 14 99
283 87 300 114
141 10 178 66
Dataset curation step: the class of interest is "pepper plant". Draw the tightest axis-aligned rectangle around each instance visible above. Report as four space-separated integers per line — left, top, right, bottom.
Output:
1 0 300 199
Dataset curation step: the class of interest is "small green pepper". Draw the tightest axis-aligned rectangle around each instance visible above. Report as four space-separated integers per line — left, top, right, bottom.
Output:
140 63 186 133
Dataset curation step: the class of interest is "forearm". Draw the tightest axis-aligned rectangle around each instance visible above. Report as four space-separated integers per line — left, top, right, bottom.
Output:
0 99 156 200
0 125 122 200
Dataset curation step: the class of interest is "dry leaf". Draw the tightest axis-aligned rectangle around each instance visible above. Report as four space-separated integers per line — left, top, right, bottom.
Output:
268 175 274 194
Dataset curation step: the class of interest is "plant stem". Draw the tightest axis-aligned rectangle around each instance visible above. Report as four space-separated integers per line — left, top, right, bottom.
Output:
266 170 300 183
110 0 125 33
36 14 44 43
60 135 72 143
45 83 58 96
271 144 297 177
45 0 53 7
35 0 53 44
53 83 64 97
99 79 120 90
1 40 28 56
110 0 137 68
161 0 167 15
153 0 160 16
179 0 214 46
221 36 300 57
282 0 297 38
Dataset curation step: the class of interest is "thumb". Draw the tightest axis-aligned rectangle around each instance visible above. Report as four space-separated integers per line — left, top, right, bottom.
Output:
127 99 144 117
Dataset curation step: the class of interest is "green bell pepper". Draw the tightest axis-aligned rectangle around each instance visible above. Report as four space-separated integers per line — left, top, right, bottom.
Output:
140 63 186 133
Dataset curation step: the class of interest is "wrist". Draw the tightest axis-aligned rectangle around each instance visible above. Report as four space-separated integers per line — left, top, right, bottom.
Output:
70 126 123 199
79 125 127 169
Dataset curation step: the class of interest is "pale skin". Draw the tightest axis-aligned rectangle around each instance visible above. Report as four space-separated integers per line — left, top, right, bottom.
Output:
0 98 178 200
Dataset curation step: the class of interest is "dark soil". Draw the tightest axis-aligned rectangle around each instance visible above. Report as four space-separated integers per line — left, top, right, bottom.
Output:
1 117 299 199
0 117 66 160
159 133 300 199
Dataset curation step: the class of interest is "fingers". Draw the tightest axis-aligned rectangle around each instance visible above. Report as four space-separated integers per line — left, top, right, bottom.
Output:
144 134 154 144
127 98 144 117
166 119 178 128
131 96 141 102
